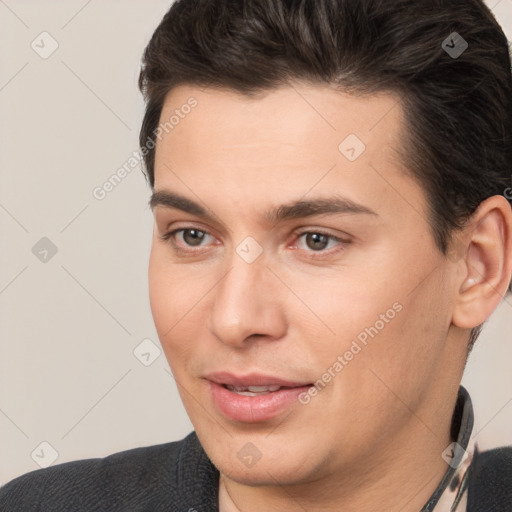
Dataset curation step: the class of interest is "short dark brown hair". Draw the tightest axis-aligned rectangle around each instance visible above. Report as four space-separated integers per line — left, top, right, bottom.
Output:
139 0 512 348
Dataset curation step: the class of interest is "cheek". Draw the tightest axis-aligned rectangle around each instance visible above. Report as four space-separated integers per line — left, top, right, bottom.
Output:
148 241 199 323
148 241 216 375
350 270 453 399
148 244 173 334
301 255 450 391
148 244 191 354
287 266 402 356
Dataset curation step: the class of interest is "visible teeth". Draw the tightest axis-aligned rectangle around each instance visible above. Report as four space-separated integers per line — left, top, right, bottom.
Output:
248 386 281 392
226 385 281 394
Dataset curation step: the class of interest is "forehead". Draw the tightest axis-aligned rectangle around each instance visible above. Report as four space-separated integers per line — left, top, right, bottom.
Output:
157 83 403 153
152 84 428 229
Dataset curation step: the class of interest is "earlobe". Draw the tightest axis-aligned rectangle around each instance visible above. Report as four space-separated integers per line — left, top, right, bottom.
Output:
452 195 512 330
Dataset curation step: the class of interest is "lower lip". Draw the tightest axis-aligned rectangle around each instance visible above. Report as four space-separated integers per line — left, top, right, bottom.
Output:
208 381 312 423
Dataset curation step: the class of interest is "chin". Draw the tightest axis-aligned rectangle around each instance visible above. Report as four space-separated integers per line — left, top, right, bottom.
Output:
221 459 314 487
197 428 321 486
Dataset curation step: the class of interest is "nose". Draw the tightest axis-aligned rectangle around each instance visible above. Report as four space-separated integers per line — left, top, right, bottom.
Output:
209 252 288 348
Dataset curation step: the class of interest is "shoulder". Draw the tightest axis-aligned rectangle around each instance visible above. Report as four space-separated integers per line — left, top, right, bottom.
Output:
467 446 512 511
0 434 194 511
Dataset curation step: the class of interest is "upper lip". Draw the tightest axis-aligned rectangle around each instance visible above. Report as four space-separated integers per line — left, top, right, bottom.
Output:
204 371 311 388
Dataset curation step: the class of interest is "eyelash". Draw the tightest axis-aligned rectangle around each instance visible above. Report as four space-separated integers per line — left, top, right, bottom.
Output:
159 227 350 258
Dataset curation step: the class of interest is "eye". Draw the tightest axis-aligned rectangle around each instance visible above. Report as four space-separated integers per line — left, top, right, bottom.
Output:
293 230 348 256
160 228 214 252
178 228 208 246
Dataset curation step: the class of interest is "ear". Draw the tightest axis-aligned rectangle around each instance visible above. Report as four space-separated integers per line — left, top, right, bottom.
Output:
452 195 512 330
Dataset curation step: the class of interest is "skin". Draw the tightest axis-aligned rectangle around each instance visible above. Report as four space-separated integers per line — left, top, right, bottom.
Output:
148 84 512 511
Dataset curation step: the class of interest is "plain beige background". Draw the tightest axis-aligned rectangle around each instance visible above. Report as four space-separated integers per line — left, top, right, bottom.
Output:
1 0 511 485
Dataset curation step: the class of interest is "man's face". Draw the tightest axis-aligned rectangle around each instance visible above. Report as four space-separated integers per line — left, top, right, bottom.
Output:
149 84 459 485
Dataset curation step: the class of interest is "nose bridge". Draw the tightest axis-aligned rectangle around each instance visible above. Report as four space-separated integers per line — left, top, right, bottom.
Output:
209 246 286 346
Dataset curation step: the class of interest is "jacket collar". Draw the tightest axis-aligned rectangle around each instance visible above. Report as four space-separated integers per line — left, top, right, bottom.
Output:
421 385 476 511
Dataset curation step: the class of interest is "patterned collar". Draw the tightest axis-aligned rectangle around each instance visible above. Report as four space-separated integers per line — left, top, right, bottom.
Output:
421 386 477 512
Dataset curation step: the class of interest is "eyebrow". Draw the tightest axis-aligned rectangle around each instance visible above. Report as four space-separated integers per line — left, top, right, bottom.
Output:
149 190 377 223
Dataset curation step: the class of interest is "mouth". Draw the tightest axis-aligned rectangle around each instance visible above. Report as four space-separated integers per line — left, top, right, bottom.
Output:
223 384 286 396
205 372 313 423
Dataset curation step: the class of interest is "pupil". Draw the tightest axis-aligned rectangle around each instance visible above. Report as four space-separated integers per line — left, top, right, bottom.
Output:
184 229 204 246
307 233 327 250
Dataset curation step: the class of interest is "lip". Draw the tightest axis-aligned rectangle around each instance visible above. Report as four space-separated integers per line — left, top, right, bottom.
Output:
204 372 313 423
205 371 311 388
